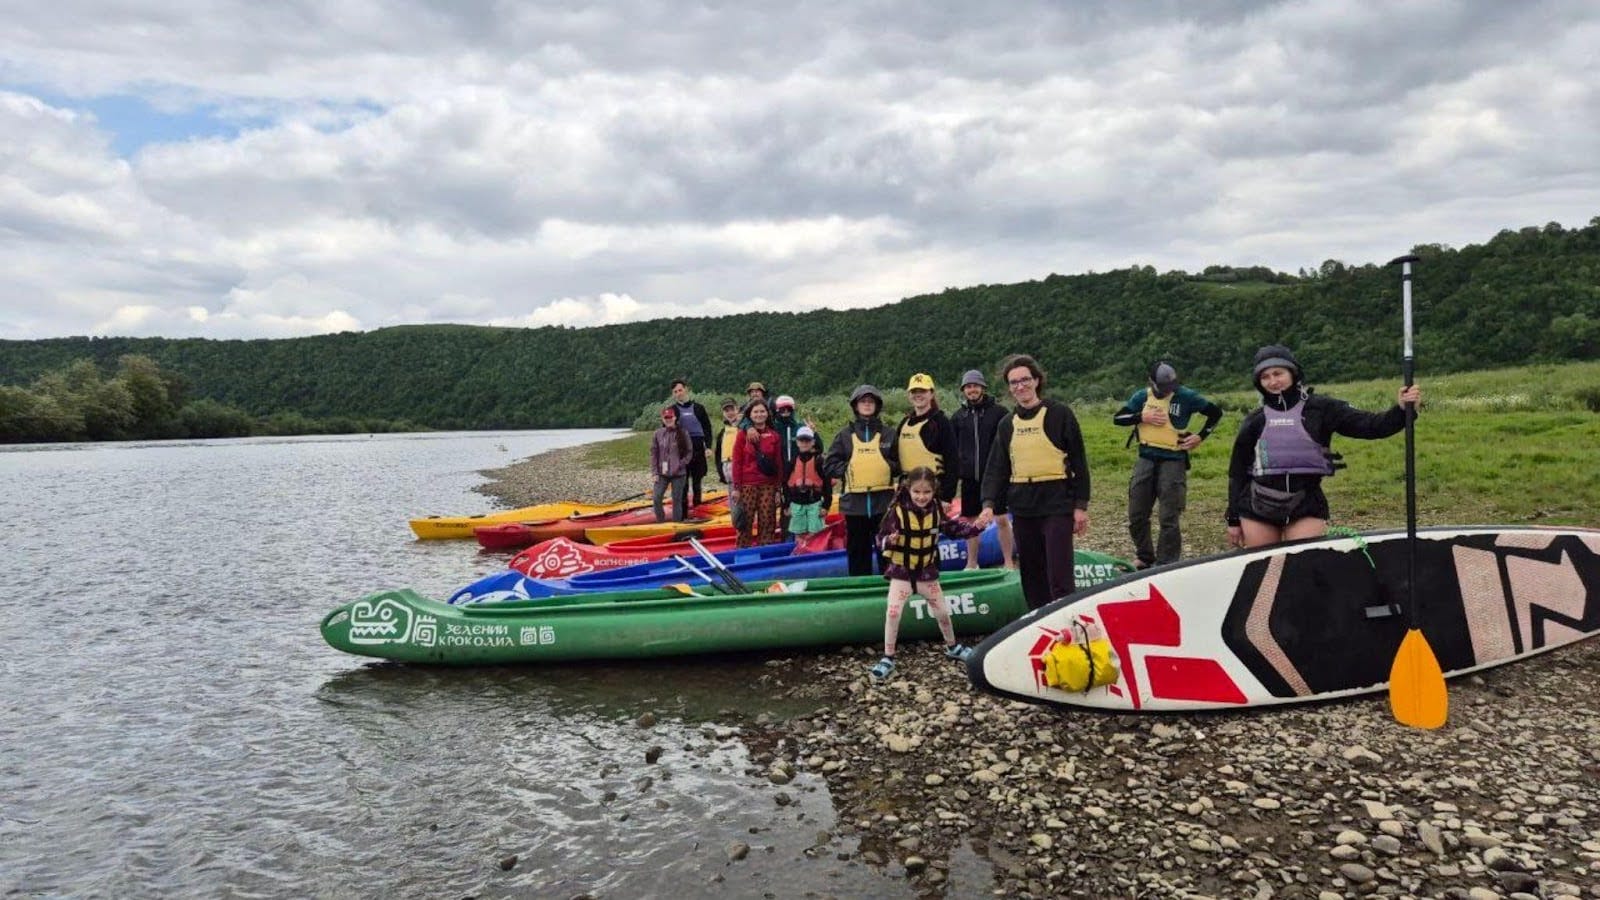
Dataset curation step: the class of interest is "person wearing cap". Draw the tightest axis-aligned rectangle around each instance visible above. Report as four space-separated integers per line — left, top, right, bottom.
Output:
974 354 1092 612
951 368 1013 569
1112 361 1224 569
783 425 833 537
669 378 715 506
895 373 959 503
649 406 692 523
770 394 803 467
823 384 899 575
1227 344 1421 549
712 396 741 485
739 381 769 420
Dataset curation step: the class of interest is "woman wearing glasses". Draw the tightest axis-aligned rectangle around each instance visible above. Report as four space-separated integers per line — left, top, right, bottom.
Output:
974 354 1092 611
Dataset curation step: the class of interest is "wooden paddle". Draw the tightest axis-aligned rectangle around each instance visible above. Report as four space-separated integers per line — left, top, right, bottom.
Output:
1386 254 1447 729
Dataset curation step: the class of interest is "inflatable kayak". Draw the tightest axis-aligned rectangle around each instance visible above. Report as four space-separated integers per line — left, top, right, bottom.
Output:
322 569 1027 665
451 527 1132 603
508 518 846 577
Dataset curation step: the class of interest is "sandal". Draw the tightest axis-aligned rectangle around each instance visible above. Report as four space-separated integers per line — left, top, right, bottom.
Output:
869 656 896 682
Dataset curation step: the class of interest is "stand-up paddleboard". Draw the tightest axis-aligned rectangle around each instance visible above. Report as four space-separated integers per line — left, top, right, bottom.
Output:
967 526 1600 713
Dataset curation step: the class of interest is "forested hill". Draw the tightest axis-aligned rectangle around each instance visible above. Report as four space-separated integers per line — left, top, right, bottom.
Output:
3 219 1598 429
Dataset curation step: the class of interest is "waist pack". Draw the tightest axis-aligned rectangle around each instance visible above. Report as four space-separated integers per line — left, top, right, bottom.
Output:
752 446 778 477
1249 481 1305 523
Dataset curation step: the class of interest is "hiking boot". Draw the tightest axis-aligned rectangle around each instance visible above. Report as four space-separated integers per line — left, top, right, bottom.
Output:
869 656 896 682
944 643 975 661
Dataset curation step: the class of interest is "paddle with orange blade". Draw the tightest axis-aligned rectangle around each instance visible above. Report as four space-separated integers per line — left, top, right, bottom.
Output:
1386 254 1447 729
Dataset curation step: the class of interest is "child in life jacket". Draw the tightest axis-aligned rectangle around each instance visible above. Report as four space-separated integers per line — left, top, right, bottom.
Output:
783 426 833 537
869 466 987 682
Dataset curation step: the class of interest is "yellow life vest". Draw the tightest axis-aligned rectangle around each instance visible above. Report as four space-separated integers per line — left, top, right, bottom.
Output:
845 430 893 493
1009 406 1069 483
1136 392 1182 451
719 426 736 464
897 417 943 475
882 503 940 571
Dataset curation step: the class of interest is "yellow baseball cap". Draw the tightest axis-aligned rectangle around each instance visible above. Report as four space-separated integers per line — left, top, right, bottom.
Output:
907 373 935 391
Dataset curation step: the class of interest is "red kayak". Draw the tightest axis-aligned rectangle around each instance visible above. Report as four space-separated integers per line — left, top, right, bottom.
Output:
510 517 846 577
475 498 729 550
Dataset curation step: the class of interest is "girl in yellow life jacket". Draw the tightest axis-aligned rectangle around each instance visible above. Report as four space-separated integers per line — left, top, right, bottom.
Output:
868 467 987 682
895 372 961 505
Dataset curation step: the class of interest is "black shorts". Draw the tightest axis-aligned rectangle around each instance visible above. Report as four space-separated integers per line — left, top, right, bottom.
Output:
1238 481 1331 525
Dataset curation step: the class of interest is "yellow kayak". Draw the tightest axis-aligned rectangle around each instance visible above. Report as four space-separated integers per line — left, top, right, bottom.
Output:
409 498 643 540
409 490 726 540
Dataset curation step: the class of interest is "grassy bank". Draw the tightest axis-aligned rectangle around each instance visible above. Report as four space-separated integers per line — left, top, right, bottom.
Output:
596 361 1599 557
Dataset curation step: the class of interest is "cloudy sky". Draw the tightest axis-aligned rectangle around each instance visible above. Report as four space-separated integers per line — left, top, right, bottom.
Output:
3 1 1597 340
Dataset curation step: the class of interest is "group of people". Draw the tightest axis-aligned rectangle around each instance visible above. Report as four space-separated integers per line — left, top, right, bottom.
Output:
649 345 1421 682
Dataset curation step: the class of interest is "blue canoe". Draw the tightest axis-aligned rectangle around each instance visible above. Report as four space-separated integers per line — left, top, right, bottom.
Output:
450 525 1014 604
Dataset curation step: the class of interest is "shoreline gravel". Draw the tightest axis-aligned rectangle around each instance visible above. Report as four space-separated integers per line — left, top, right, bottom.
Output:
480 440 1600 899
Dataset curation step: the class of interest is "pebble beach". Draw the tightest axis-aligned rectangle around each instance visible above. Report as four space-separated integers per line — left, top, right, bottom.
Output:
479 441 1600 899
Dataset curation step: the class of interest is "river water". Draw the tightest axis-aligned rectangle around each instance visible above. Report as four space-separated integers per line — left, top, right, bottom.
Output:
0 431 950 899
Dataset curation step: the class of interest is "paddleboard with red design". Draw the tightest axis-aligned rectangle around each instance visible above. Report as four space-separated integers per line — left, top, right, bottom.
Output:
966 526 1600 712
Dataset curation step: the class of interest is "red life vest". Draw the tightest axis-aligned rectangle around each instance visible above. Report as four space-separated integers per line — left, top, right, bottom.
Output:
788 453 823 490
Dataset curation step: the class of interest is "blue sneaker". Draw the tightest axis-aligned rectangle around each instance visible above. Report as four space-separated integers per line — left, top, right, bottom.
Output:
944 643 974 661
869 656 896 682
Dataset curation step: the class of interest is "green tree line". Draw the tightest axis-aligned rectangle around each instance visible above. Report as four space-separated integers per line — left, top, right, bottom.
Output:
0 354 422 443
3 216 1598 439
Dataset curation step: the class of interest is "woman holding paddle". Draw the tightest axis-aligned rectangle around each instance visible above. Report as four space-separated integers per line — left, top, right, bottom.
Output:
1226 345 1422 549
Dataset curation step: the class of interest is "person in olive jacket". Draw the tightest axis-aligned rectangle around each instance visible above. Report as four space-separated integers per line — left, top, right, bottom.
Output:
950 368 1013 568
822 384 899 576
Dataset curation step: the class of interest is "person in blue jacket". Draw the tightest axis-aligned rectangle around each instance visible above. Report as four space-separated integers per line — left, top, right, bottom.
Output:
1112 361 1224 569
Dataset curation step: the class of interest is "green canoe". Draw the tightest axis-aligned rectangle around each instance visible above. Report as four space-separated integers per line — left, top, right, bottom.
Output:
322 568 1030 665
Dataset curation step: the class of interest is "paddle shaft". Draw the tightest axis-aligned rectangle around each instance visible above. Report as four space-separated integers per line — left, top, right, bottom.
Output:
1397 254 1420 627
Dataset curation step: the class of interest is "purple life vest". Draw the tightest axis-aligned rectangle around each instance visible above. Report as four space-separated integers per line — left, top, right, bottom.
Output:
1250 399 1334 476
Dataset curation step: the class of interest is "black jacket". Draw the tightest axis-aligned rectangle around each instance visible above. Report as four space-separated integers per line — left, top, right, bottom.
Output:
951 393 1006 481
979 398 1091 518
822 415 898 518
1225 386 1407 525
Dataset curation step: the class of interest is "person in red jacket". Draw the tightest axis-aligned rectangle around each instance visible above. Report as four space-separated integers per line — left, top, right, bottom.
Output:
731 398 785 547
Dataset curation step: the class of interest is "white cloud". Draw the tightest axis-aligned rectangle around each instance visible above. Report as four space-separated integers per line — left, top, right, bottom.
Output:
2 1 1599 339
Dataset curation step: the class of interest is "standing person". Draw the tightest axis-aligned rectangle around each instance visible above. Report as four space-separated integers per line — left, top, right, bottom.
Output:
868 467 988 682
1112 361 1225 569
739 381 770 420
771 395 803 468
951 369 1013 569
823 384 898 575
895 374 959 503
649 406 691 523
783 426 833 538
713 397 740 485
974 355 1092 611
669 378 714 506
1226 345 1421 549
731 398 785 547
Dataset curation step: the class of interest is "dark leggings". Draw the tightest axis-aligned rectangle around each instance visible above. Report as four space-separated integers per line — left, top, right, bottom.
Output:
845 514 883 576
1012 513 1077 610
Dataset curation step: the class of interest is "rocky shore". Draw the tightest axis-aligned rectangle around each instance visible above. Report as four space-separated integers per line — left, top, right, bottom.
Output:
480 441 1600 899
